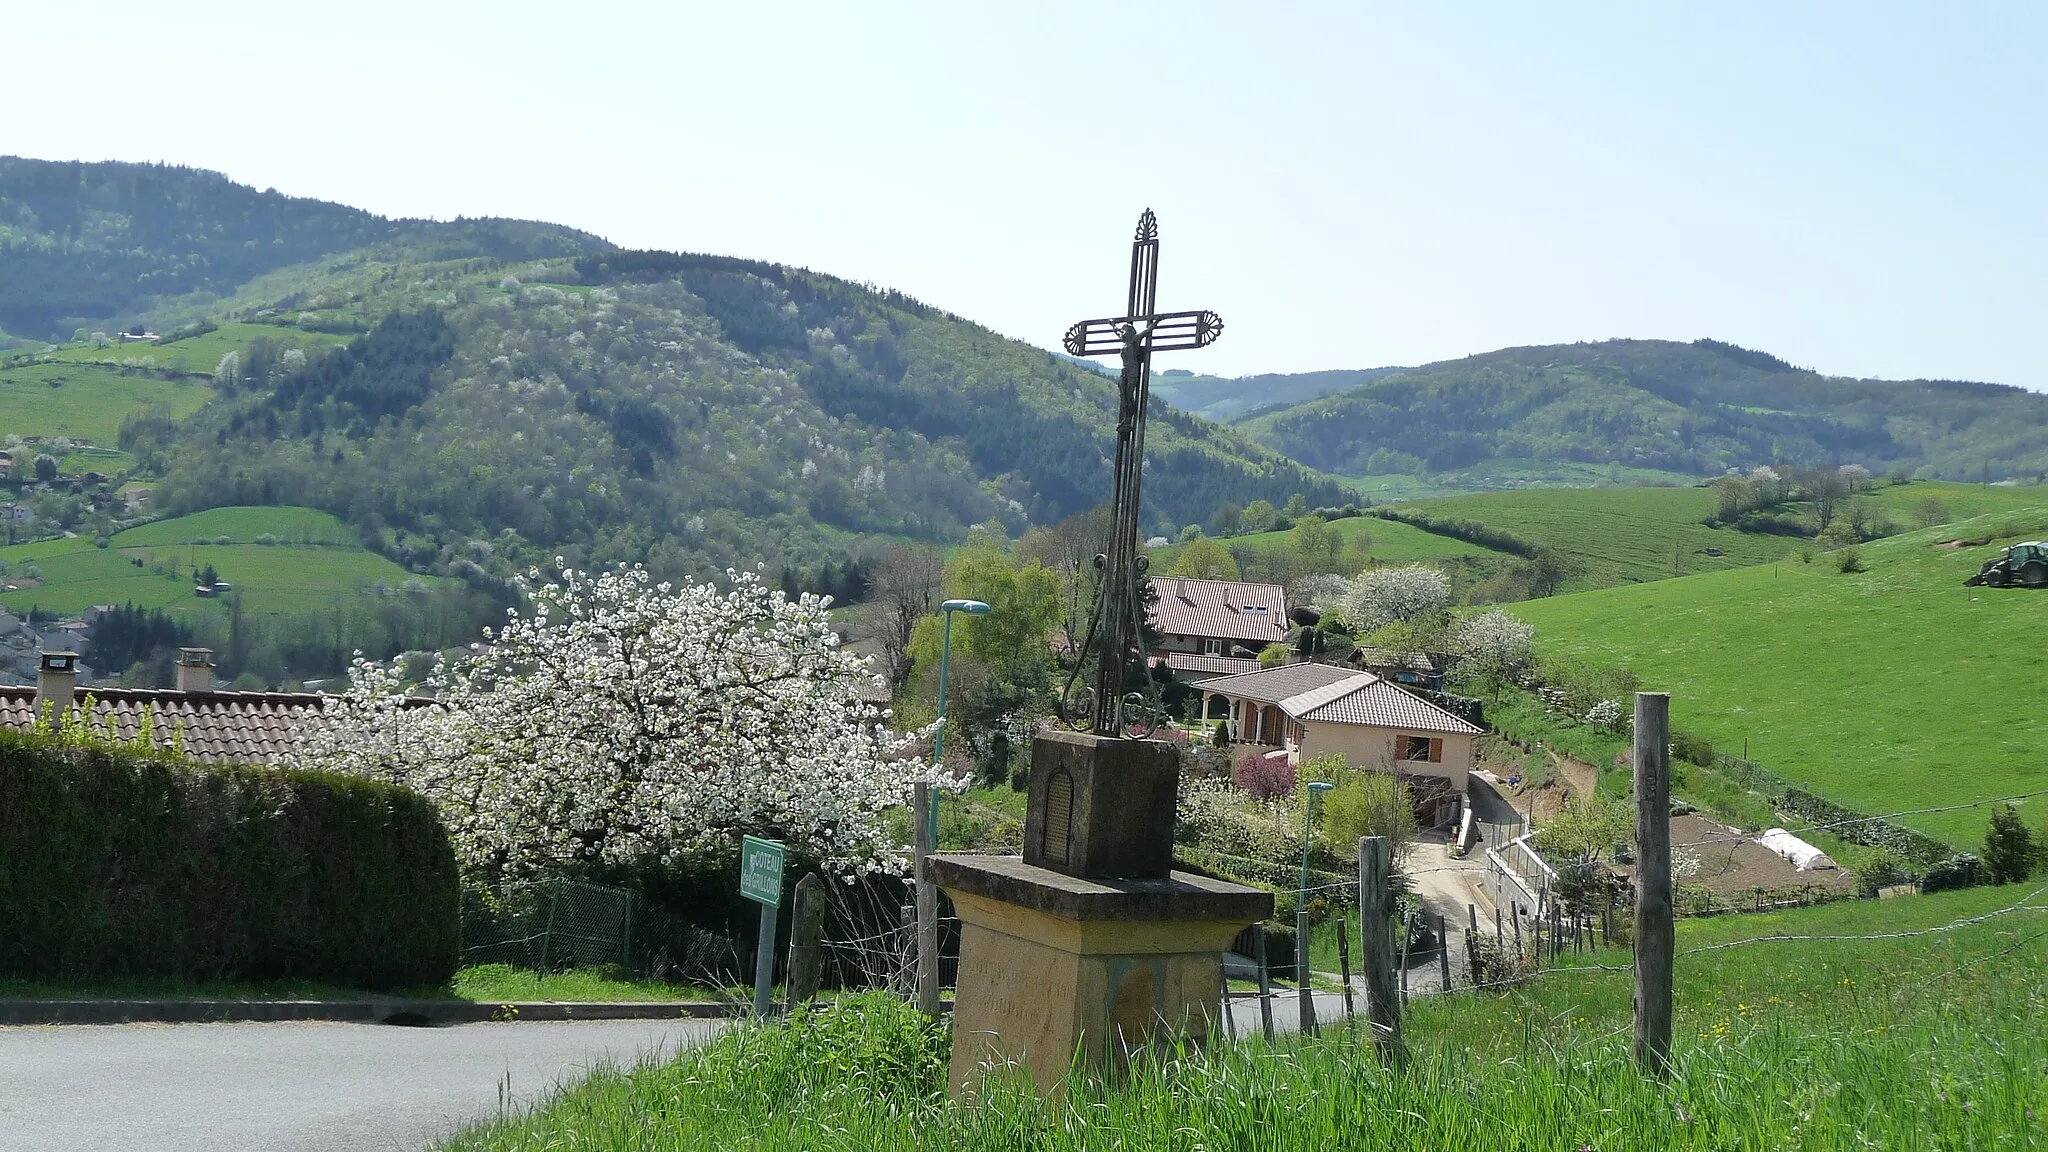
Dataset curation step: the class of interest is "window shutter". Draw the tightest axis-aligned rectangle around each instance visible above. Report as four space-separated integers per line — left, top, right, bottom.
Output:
1430 738 1443 763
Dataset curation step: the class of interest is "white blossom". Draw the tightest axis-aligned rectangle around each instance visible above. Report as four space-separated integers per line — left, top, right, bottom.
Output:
1455 609 1535 680
299 565 946 880
1584 698 1623 727
1340 564 1450 633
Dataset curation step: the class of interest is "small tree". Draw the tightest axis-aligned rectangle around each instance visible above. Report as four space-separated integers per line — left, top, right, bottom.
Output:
1322 771 1416 863
1238 499 1279 535
33 454 58 483
1257 642 1291 668
1533 794 1633 864
1983 804 2036 884
1913 497 1952 529
1167 536 1241 581
1454 609 1535 697
1291 514 1342 571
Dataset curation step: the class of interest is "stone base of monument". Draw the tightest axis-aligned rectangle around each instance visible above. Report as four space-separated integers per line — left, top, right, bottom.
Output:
928 853 1272 1097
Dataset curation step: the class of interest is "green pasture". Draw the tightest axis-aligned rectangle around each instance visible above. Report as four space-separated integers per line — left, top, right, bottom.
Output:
1400 485 1799 586
45 323 349 375
443 884 2048 1150
1862 478 2048 523
113 505 359 547
0 362 213 446
0 507 429 618
1512 506 2048 846
1153 513 1509 572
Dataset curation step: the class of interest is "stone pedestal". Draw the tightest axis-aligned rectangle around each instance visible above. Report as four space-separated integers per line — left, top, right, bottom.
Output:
1023 730 1179 879
929 853 1271 1097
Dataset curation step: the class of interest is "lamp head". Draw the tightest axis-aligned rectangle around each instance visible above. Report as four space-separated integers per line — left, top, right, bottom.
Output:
1307 780 1336 793
942 599 992 616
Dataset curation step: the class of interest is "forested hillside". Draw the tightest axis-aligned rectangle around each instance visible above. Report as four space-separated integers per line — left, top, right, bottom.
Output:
0 158 598 339
2 158 1343 593
1240 339 2048 481
1150 366 1409 422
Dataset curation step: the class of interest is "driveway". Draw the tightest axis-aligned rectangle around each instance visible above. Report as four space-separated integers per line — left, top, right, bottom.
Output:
0 1018 720 1152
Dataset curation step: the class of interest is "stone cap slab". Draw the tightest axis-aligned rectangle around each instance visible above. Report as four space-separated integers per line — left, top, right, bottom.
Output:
929 853 1272 923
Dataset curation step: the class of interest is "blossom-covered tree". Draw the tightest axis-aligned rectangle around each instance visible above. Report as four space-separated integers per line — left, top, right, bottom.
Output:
1454 608 1536 695
300 565 941 881
1339 563 1450 634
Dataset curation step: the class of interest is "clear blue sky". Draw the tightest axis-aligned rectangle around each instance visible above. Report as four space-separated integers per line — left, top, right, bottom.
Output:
4 2 2042 387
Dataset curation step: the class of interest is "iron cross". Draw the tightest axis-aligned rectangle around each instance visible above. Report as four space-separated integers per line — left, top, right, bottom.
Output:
1059 209 1223 737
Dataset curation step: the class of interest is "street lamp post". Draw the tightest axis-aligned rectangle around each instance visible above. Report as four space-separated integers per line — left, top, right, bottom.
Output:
1298 779 1335 1033
913 598 989 1017
930 598 992 837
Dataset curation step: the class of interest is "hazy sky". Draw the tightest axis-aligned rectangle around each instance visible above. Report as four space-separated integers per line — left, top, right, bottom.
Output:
4 2 2042 387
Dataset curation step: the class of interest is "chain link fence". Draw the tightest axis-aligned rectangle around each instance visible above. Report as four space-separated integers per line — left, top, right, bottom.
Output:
461 880 746 987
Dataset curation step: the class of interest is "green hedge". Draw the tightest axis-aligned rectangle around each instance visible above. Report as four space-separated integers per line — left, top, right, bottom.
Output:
0 731 458 989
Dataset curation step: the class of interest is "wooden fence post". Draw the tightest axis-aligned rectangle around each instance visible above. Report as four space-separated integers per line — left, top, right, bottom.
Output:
913 783 940 1018
1634 691 1674 1076
897 902 915 995
1336 914 1356 1020
1398 908 1412 1007
1252 922 1276 1043
786 873 827 1007
1219 968 1238 1043
1359 836 1404 1066
1435 913 1452 992
1297 909 1317 1034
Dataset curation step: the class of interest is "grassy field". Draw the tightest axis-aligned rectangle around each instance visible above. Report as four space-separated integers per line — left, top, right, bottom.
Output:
113 505 360 547
441 884 2048 1150
1510 505 2048 846
1339 459 1705 501
0 506 429 618
1395 485 1800 587
0 362 213 446
1151 513 1509 573
43 323 349 375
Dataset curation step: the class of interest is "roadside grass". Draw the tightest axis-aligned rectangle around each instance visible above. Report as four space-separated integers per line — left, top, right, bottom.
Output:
0 508 432 617
0 361 212 446
1510 507 2048 846
440 885 2048 1150
0 965 719 1004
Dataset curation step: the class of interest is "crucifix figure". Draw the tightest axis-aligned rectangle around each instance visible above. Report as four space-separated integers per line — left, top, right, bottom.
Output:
1058 209 1223 737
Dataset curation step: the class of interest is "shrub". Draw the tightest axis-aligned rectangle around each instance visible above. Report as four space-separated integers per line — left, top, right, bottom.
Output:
1670 727 1714 767
1983 804 2036 884
1232 752 1295 801
1920 853 1983 894
0 730 458 988
1211 720 1229 748
1322 772 1415 862
1856 847 1913 897
1835 546 1864 573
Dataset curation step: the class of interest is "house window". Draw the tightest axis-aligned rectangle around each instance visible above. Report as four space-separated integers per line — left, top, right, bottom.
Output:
1204 638 1223 656
1401 735 1443 763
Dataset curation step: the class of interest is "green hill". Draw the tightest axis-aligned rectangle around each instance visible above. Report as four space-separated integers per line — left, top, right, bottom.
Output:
2 157 1347 591
1240 338 2048 483
1509 505 2048 846
1150 366 1408 422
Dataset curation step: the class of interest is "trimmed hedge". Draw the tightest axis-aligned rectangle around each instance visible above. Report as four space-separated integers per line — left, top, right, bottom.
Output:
0 731 458 989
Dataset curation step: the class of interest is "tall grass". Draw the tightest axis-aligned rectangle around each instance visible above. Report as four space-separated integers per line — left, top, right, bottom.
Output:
444 887 2048 1150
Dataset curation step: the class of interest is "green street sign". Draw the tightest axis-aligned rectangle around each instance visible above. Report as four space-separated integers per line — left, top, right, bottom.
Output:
740 835 786 906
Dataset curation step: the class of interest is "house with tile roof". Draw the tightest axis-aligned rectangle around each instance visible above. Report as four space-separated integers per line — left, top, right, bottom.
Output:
1195 661 1484 796
1 649 331 764
1147 576 1289 684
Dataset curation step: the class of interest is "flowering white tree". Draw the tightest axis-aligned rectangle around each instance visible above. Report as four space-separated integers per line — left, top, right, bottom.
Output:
299 565 941 880
1340 563 1451 634
1454 608 1536 687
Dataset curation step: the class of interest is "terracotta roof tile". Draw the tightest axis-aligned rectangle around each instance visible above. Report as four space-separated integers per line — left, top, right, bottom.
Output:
1161 653 1263 678
1301 680 1482 735
1148 577 1288 646
0 687 331 764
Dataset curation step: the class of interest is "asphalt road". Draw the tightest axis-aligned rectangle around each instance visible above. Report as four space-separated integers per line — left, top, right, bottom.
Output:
0 1018 721 1152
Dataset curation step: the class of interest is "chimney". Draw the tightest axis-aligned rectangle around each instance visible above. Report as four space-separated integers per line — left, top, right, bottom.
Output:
176 648 215 693
37 651 77 717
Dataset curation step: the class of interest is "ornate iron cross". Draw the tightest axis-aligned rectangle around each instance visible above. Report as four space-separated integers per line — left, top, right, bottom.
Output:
1059 209 1223 737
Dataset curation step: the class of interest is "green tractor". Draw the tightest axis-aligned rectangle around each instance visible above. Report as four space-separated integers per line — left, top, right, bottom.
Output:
1965 541 2048 588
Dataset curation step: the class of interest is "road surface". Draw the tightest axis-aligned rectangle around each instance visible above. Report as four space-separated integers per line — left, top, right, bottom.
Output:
0 1018 719 1152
